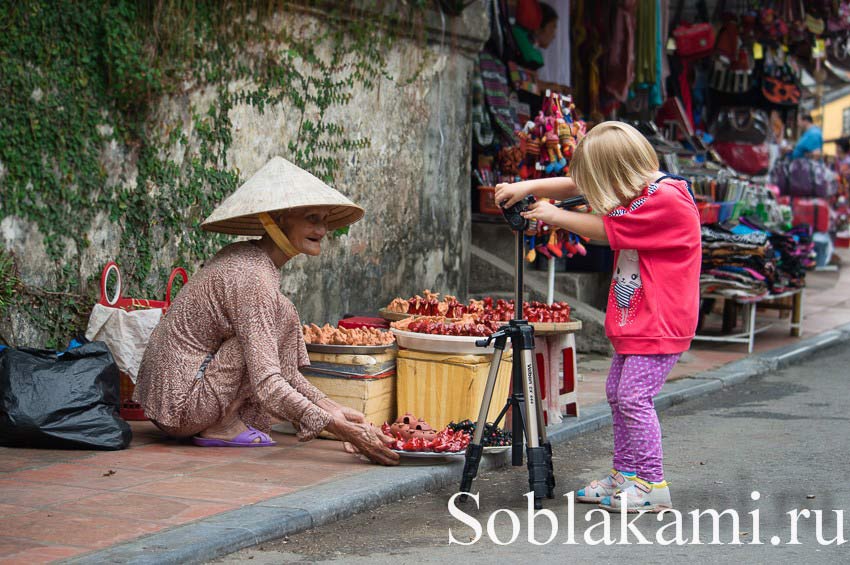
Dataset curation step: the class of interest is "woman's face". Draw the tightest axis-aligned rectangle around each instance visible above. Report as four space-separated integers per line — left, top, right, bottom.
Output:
281 206 330 256
536 19 558 49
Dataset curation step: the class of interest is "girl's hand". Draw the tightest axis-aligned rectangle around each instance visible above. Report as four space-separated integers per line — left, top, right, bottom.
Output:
494 183 529 209
521 199 563 226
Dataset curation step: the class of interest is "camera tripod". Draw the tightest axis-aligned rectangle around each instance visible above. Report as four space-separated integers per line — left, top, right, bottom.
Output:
459 227 555 510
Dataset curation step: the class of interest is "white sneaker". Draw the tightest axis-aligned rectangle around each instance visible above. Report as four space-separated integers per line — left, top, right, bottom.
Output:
599 479 672 513
576 470 635 503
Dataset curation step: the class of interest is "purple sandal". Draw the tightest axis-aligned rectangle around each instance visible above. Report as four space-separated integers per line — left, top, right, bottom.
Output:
192 427 277 447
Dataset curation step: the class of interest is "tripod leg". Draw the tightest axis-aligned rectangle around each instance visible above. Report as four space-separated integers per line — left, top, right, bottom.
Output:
531 348 556 499
521 349 548 510
511 352 524 466
459 344 505 501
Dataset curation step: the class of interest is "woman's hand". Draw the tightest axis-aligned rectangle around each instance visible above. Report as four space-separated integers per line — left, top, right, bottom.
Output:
495 182 529 209
521 199 564 227
328 418 400 466
318 398 366 424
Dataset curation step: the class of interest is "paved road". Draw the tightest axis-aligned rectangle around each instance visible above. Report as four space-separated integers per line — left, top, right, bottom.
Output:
218 345 850 564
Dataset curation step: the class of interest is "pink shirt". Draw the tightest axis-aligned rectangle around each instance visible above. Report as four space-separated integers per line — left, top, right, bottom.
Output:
602 177 702 354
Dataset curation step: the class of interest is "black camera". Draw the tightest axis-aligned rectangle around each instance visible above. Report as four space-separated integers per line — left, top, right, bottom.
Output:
501 195 536 232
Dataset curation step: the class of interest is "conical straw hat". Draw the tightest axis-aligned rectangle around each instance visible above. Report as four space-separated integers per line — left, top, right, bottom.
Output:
202 156 364 235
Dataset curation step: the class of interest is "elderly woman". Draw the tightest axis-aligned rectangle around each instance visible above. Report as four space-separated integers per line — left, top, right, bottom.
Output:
134 156 399 465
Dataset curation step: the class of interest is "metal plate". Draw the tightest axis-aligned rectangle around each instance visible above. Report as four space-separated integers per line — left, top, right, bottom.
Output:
389 446 510 459
305 343 396 355
391 450 466 459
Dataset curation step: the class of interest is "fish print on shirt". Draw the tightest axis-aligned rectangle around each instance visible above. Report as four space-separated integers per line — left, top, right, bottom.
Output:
611 249 643 327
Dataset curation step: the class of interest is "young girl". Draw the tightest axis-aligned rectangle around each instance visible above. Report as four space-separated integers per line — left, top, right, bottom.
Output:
495 121 701 512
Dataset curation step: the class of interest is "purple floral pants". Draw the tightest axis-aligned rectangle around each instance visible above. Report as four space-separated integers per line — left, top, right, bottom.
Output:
606 353 681 483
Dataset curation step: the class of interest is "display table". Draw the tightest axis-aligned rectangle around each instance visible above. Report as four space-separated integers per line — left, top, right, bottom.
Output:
694 289 803 353
392 321 583 427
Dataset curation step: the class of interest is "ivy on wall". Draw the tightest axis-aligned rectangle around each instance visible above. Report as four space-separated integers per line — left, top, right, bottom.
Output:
0 0 428 348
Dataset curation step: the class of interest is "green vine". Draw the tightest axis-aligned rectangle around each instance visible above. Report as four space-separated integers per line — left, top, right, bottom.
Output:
0 0 430 348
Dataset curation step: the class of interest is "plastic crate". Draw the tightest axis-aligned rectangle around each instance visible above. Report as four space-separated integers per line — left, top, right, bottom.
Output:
718 201 738 223
697 202 720 224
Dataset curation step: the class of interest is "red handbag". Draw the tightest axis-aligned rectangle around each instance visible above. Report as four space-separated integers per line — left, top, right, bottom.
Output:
673 23 716 58
713 141 769 176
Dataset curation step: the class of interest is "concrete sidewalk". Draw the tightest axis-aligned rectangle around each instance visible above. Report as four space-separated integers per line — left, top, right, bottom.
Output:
1 252 848 564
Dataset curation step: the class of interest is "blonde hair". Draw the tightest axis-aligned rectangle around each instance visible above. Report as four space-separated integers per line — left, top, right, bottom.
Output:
570 121 659 214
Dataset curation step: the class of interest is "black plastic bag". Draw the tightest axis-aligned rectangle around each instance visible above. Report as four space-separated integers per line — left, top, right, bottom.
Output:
0 341 132 450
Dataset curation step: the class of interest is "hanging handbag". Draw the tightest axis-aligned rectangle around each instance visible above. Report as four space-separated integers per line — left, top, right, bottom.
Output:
711 108 770 145
671 0 715 59
761 48 801 106
774 159 839 198
713 141 770 176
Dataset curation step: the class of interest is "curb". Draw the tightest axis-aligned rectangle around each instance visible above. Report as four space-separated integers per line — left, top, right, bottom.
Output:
70 322 850 564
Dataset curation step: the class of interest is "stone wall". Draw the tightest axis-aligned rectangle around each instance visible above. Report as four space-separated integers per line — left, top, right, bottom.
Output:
0 4 489 346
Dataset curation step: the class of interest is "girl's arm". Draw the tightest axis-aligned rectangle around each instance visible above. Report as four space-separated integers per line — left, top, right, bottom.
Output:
495 177 580 208
521 201 608 242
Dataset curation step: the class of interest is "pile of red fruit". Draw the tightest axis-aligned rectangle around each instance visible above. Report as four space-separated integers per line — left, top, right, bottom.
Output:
402 317 502 337
391 297 571 337
473 297 571 324
382 413 471 453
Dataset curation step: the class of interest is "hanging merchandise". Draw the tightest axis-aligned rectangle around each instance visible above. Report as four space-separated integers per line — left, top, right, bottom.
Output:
761 47 801 106
710 13 755 94
486 0 521 61
711 108 771 145
516 0 543 31
514 91 585 179
711 108 771 176
713 143 770 176
781 0 807 44
758 6 786 41
671 0 715 58
772 158 838 198
829 31 850 73
524 197 590 265
669 0 714 128
471 59 496 148
478 52 520 144
828 1 850 33
605 0 638 103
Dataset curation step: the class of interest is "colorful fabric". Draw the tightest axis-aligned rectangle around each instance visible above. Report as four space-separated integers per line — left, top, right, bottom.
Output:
478 52 519 143
511 25 544 69
135 242 332 441
606 352 680 483
602 177 702 354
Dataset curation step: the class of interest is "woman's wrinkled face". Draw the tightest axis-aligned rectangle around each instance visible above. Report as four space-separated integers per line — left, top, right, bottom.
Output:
281 206 330 256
